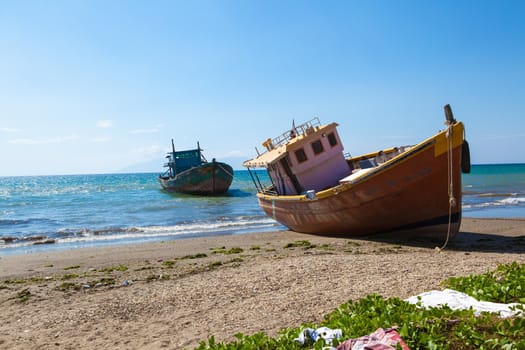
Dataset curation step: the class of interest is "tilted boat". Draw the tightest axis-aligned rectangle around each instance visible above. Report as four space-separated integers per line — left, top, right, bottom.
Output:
243 104 470 239
159 140 234 195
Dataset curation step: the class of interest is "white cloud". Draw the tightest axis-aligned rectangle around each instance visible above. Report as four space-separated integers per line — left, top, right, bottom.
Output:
8 135 78 145
96 120 113 129
224 150 246 157
92 137 112 143
0 127 20 132
131 144 162 158
130 128 159 134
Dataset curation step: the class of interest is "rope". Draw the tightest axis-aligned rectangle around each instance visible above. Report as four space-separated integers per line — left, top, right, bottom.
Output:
217 163 234 179
436 123 456 253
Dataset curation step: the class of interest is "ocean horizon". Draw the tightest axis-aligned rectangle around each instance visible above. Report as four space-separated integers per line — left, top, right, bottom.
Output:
1 164 524 255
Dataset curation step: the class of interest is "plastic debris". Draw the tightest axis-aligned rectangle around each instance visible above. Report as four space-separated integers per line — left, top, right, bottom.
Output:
294 326 342 346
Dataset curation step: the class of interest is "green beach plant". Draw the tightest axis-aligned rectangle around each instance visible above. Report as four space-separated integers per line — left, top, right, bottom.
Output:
193 262 525 350
443 262 525 303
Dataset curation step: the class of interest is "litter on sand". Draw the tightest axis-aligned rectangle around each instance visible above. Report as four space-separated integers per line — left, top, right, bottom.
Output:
335 327 410 350
294 326 342 346
406 288 523 318
294 327 410 350
294 289 523 349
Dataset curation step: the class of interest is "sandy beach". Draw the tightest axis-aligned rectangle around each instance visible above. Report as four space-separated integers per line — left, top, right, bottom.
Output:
1 217 524 349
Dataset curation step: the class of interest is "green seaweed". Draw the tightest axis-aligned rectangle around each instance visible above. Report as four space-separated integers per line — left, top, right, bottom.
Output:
211 247 244 255
284 240 315 249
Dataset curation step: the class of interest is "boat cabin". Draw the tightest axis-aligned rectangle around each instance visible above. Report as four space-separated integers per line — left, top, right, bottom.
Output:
161 140 206 178
243 118 352 195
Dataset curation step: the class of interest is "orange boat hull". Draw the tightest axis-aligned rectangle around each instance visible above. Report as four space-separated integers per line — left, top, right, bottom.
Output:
256 125 465 238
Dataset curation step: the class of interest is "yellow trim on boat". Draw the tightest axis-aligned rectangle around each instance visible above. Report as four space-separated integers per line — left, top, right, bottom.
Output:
434 122 464 157
256 122 465 203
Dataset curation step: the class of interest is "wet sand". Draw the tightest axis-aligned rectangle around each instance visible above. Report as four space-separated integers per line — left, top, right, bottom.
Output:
1 217 524 349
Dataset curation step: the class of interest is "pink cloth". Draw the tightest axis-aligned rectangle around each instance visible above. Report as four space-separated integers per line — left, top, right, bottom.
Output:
336 328 410 350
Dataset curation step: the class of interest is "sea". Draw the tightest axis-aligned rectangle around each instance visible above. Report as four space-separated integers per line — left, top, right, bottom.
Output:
1 164 524 255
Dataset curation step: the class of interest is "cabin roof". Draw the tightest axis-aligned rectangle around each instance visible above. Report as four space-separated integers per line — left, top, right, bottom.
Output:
243 122 338 168
243 144 288 167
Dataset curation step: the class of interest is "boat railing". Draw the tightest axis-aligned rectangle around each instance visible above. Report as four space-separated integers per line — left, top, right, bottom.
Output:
270 117 321 149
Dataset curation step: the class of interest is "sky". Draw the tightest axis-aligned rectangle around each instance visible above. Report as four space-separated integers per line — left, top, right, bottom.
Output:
1 0 524 176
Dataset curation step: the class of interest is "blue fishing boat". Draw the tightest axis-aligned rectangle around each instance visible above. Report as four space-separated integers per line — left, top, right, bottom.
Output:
159 140 234 195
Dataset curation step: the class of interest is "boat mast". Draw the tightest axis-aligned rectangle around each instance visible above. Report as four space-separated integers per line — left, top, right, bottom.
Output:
197 141 207 163
170 139 177 176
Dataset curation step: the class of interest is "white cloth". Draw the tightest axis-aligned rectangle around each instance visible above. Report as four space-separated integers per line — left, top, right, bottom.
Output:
406 289 523 318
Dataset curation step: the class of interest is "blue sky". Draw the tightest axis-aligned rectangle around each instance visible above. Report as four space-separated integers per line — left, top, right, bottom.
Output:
1 0 524 176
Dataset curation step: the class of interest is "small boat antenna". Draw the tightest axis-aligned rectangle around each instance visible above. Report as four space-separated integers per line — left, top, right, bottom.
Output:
290 119 297 139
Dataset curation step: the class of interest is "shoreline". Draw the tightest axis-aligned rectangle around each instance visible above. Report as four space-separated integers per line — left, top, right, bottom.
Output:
2 215 524 259
1 217 524 349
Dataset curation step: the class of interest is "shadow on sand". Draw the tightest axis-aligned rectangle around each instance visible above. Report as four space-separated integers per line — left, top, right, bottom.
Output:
349 230 525 255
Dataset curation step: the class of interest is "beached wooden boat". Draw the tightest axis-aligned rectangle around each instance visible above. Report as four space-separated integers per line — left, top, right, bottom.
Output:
159 140 233 195
243 105 470 239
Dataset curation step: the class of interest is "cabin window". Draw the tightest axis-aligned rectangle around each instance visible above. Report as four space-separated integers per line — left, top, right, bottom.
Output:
311 140 324 155
295 148 307 163
328 132 338 147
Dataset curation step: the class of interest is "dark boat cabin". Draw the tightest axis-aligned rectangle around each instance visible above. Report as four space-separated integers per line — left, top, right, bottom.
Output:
161 140 205 179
